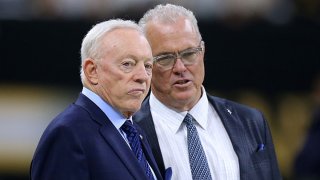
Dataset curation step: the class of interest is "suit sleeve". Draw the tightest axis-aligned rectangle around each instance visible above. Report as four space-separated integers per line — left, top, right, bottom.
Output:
31 124 89 180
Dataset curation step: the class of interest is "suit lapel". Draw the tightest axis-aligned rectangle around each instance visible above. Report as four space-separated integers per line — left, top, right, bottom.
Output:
75 94 148 180
99 124 148 179
208 95 250 179
136 123 163 180
134 98 166 174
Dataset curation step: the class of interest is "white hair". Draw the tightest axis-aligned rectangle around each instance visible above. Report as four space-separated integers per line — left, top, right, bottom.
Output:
138 4 202 39
80 19 142 83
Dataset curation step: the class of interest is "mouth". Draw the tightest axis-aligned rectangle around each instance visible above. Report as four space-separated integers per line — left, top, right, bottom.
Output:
174 79 190 85
128 88 145 96
173 79 191 87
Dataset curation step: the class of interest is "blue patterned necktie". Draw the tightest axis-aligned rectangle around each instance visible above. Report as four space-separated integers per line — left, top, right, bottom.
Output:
121 120 154 180
184 113 212 180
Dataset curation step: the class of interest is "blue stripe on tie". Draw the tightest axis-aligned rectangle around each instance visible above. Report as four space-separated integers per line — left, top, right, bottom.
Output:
184 113 212 180
121 120 154 180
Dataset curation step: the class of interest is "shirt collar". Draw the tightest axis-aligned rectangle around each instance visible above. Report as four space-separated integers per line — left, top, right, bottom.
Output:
188 87 209 130
82 87 129 129
150 86 209 133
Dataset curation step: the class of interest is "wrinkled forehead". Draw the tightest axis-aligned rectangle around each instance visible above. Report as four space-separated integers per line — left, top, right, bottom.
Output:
99 28 152 59
147 17 198 36
145 18 200 54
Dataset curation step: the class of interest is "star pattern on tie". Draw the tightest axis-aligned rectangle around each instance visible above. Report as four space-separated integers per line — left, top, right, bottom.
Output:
184 113 212 180
121 120 154 180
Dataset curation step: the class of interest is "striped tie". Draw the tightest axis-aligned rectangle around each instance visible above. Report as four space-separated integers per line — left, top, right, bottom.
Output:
184 113 212 180
121 120 154 180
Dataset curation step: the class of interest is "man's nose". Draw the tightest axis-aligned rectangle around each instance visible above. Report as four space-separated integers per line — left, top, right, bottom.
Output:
133 64 150 82
172 58 187 73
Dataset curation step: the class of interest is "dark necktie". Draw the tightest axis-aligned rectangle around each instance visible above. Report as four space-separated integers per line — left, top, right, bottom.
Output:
121 120 154 180
184 113 212 180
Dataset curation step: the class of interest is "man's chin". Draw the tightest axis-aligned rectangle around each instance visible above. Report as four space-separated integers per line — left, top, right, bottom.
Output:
172 90 195 100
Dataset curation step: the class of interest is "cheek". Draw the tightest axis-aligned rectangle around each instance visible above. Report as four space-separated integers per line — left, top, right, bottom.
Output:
100 65 125 84
146 78 151 89
191 63 205 83
99 68 128 96
152 71 170 86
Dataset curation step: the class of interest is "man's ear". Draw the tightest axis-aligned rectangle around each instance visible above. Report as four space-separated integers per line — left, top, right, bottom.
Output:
83 58 98 85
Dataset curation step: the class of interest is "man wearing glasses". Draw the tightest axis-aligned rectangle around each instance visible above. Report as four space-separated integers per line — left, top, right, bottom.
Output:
134 4 282 180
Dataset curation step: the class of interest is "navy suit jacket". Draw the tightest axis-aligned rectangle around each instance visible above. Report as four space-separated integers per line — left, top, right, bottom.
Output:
30 93 163 180
134 94 282 180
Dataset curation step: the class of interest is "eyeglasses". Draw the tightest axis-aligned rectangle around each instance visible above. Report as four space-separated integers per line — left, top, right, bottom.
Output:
153 41 204 71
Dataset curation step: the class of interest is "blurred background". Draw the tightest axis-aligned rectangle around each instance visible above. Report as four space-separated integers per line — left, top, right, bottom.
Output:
0 0 319 179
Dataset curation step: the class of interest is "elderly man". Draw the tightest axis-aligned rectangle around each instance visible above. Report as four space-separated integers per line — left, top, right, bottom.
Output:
134 4 281 180
30 19 165 180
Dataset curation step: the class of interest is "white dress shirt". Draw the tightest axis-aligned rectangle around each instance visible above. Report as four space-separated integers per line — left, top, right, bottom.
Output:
149 87 240 180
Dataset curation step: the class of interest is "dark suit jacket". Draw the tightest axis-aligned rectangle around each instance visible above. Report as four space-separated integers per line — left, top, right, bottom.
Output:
30 93 163 180
134 94 282 180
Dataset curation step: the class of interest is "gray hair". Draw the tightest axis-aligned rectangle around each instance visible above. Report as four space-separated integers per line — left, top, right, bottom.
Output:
138 4 202 39
80 19 142 83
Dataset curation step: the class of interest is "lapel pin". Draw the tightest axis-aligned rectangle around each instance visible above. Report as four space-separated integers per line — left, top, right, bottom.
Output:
256 143 265 152
139 135 143 140
227 108 232 115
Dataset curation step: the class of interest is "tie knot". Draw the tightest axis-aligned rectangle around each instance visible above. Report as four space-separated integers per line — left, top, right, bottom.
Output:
183 113 194 126
121 120 137 134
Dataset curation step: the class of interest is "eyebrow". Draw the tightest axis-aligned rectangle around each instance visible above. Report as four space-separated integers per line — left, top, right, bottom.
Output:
154 46 198 57
154 52 176 57
125 54 153 62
